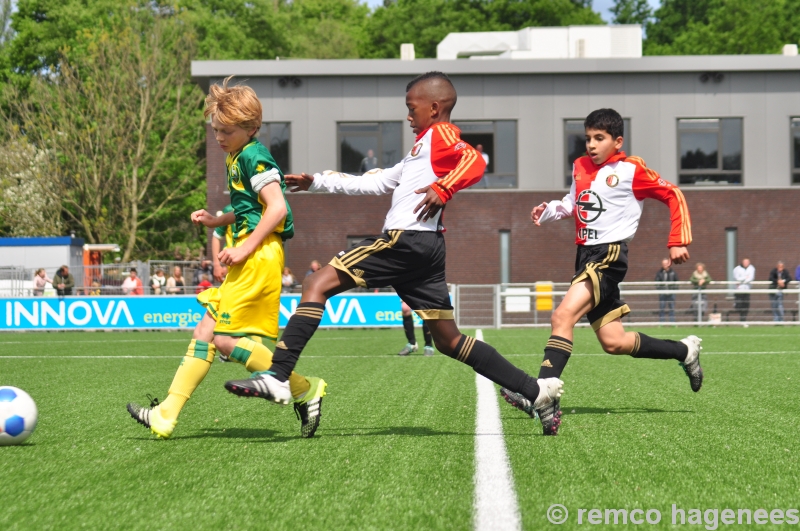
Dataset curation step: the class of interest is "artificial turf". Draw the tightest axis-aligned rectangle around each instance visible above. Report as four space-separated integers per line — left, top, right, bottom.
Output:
0 327 798 530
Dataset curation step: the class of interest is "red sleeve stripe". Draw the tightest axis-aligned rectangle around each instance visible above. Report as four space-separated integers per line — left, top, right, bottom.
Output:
672 188 692 245
440 150 479 189
437 123 458 146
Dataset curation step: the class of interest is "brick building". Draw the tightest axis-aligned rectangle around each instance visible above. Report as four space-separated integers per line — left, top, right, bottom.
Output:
193 53 800 285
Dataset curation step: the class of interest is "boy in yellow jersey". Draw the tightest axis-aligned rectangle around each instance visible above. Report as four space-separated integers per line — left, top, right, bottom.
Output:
127 77 327 439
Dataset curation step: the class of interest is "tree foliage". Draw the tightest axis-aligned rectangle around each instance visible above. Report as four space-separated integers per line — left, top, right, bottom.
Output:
362 0 603 59
610 0 652 26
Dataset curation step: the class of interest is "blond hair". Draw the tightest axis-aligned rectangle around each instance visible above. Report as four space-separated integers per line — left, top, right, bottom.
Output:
204 76 262 131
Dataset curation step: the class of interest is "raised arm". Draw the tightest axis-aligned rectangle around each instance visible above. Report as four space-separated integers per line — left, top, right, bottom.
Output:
288 163 403 196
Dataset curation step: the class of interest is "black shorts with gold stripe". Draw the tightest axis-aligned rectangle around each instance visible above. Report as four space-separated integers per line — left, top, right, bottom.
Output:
572 242 630 331
329 230 453 320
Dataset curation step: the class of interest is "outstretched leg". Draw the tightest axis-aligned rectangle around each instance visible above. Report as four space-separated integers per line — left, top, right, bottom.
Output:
267 265 356 383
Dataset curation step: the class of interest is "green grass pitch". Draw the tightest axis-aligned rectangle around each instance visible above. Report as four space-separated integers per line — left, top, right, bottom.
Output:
0 327 798 530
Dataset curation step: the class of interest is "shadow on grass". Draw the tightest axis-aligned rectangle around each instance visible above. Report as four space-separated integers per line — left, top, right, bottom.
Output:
566 406 693 415
322 426 469 437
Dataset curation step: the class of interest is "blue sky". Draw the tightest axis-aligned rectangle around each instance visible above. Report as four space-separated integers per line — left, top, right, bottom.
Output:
363 0 662 23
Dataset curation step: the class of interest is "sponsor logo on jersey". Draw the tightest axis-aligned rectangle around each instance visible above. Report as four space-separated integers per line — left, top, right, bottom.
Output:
605 174 620 187
411 142 423 157
658 178 668 187
454 141 467 151
576 190 607 223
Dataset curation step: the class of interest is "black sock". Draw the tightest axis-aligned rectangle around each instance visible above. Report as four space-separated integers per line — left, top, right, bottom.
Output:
631 332 688 362
422 322 433 347
402 314 416 344
269 302 324 381
450 335 540 402
538 335 572 379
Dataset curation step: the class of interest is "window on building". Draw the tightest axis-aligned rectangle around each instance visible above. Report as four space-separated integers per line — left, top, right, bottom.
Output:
791 118 800 185
258 122 291 173
678 118 742 185
338 122 403 174
455 120 517 188
564 119 630 188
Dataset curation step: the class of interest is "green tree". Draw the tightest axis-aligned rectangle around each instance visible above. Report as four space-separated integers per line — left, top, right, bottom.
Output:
362 0 602 59
1 7 206 260
283 0 369 59
610 0 652 26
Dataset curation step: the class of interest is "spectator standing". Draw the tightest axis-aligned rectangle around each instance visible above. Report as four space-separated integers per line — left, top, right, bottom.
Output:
732 258 755 321
122 268 144 295
476 144 490 166
193 260 214 288
166 266 186 295
32 268 53 297
305 260 320 278
359 149 378 173
53 265 75 296
655 258 678 323
282 267 296 293
195 274 213 294
689 263 711 316
769 261 791 322
151 268 167 295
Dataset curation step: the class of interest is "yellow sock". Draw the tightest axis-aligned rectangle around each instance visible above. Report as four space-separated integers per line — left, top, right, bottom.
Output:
160 340 215 421
231 337 311 399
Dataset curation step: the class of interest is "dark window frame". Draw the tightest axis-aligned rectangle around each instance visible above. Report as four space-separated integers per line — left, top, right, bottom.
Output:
336 122 403 174
791 117 800 185
677 117 743 186
453 120 518 189
258 122 291 174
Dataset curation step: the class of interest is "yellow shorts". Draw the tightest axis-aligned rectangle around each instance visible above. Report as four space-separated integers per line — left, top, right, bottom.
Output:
197 232 284 341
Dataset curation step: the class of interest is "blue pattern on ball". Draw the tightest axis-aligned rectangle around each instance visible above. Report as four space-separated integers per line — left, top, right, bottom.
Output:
0 388 17 402
5 415 25 437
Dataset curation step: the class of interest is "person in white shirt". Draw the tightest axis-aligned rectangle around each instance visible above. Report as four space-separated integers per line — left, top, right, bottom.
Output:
732 258 755 321
476 144 490 167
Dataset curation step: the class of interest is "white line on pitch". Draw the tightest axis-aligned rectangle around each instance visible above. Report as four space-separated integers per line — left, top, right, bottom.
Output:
473 328 522 531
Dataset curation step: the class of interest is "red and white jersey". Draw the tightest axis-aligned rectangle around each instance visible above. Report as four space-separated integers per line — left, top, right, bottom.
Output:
308 123 486 232
539 152 692 247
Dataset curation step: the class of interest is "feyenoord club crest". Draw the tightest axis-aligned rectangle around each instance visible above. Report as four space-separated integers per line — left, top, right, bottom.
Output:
411 142 423 157
605 174 620 187
576 190 606 223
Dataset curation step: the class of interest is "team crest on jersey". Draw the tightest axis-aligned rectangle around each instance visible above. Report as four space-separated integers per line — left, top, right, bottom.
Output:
576 190 607 223
605 174 620 188
230 164 242 186
411 142 423 157
454 142 466 151
658 178 668 187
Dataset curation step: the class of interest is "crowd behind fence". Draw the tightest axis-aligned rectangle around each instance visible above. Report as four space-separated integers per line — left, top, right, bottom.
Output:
2 266 799 328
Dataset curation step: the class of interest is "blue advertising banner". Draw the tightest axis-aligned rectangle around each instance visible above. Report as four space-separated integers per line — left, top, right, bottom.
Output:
0 293 422 331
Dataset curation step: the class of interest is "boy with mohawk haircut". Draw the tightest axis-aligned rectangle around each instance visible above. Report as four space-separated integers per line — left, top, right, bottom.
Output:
223 71 565 435
127 77 328 439
501 108 703 435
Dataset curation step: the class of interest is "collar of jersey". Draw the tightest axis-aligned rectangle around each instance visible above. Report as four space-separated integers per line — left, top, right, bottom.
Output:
588 150 627 170
415 122 461 142
226 138 258 163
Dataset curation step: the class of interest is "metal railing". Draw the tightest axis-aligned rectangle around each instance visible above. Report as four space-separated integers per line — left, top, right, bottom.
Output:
454 281 800 329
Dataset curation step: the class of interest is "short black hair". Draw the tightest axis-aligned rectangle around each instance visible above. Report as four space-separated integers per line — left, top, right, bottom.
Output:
584 108 624 139
130 268 137 274
406 71 453 92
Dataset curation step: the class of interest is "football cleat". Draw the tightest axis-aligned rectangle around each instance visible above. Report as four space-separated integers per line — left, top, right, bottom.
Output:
679 335 703 392
224 371 292 405
397 343 418 356
293 377 327 438
126 395 177 439
533 378 564 436
423 346 435 357
500 388 538 419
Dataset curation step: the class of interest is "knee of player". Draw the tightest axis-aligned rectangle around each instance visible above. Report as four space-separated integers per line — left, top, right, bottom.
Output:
551 307 575 330
600 338 626 355
212 336 236 356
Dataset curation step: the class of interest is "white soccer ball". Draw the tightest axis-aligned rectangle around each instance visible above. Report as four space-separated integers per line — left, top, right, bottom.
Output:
0 386 38 445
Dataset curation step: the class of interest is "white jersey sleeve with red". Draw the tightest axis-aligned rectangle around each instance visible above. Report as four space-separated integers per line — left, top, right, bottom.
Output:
309 122 485 232
537 152 691 248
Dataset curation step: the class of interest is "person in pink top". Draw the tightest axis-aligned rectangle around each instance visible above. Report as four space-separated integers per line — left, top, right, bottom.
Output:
32 268 53 296
121 268 144 295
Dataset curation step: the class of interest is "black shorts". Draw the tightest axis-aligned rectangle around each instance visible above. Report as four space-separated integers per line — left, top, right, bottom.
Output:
329 230 453 320
572 242 631 330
